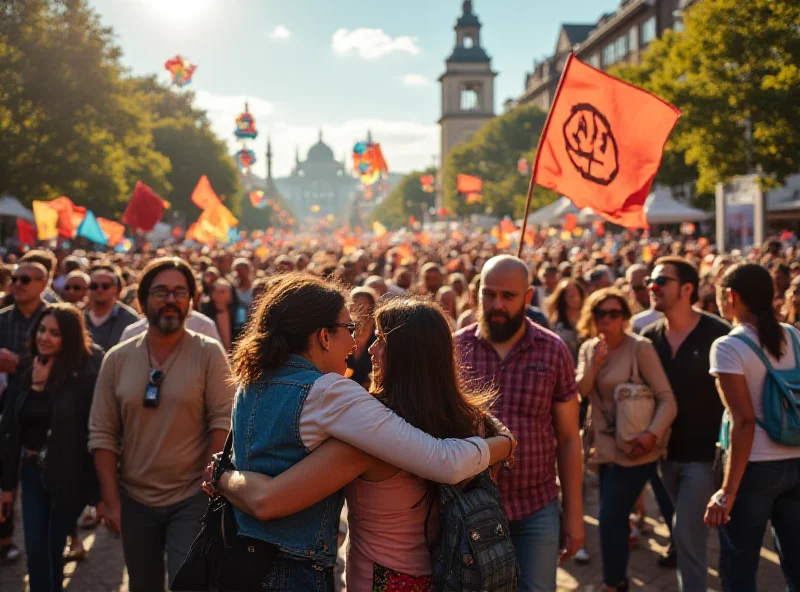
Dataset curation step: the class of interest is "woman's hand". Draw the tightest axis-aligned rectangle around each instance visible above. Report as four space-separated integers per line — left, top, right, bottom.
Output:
626 431 657 458
704 489 734 527
202 461 219 497
592 334 608 368
32 355 54 387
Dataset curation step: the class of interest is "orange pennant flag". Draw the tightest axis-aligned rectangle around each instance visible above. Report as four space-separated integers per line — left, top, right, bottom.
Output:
532 54 680 229
457 174 483 194
97 218 125 247
563 213 577 232
191 175 223 211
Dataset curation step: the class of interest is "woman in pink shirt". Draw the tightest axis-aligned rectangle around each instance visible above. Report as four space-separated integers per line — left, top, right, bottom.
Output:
209 298 514 591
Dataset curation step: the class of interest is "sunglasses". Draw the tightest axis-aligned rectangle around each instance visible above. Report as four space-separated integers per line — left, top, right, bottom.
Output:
592 309 624 321
11 275 34 285
328 322 359 337
645 276 678 288
64 284 86 292
90 282 113 291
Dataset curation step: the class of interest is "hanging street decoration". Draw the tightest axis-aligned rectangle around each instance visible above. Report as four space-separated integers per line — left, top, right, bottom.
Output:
164 55 197 87
234 103 258 140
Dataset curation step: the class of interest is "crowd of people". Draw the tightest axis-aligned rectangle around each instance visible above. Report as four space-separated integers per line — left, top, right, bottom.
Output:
0 227 797 591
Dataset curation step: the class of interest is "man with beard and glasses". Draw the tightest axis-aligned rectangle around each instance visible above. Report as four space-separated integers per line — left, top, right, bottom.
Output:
455 255 584 592
89 257 234 592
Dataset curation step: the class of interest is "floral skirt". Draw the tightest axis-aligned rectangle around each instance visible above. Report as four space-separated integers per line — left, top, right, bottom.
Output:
371 563 434 592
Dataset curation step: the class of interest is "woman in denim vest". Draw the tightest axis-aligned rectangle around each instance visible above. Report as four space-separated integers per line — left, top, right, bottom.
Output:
216 273 514 591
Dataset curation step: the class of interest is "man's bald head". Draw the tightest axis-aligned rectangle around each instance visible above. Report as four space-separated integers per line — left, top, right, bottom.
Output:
481 255 530 288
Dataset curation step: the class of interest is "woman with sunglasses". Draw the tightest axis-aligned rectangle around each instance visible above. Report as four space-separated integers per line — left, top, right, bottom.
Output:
576 288 676 592
205 273 514 591
0 303 102 592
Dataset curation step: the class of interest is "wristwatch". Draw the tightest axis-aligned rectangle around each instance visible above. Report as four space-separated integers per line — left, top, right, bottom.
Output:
712 490 732 509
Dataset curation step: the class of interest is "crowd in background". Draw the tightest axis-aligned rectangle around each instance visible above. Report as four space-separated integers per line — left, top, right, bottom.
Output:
0 226 797 592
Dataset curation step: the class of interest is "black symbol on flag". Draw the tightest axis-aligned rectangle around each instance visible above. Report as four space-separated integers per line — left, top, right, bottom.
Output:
563 103 619 186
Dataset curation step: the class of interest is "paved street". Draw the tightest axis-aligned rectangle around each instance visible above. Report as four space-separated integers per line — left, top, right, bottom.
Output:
0 480 787 591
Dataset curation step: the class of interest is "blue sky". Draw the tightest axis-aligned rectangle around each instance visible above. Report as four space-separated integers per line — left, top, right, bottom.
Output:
88 0 620 178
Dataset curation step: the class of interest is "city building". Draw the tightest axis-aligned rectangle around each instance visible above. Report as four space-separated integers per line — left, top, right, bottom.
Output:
439 0 496 165
516 0 697 111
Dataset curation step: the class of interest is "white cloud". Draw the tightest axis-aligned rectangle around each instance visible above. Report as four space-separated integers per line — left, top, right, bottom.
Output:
269 25 291 40
403 73 431 87
332 28 421 60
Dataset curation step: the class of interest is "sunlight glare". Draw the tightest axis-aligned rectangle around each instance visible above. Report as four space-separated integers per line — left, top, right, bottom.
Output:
144 0 213 25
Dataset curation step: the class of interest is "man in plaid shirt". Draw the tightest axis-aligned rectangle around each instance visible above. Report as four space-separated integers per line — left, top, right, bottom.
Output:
456 255 584 592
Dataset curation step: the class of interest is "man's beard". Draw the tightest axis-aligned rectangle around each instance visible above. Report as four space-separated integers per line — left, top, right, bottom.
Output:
147 305 185 334
479 305 526 343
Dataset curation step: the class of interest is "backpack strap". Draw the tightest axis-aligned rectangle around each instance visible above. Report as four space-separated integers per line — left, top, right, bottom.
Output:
781 323 800 368
731 332 775 371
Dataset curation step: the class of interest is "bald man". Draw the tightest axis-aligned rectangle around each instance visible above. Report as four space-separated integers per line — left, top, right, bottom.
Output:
455 255 584 592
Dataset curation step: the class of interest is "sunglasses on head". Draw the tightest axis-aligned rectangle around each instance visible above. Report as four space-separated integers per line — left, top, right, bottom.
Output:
89 282 113 291
645 276 678 288
592 309 624 321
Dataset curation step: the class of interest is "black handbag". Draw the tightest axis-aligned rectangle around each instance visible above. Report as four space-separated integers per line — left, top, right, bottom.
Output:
173 432 278 592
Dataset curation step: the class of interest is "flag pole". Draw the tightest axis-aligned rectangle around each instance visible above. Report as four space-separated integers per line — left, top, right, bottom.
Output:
517 54 574 259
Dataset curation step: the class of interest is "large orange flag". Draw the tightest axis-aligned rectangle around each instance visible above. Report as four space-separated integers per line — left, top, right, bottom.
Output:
532 54 680 229
191 175 223 211
48 197 86 238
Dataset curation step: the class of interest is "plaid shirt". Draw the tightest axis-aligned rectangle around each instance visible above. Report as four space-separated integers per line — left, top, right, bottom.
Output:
455 319 578 520
0 302 46 356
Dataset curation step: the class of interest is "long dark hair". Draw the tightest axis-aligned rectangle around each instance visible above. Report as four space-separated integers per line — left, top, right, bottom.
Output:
230 272 346 385
546 279 586 328
29 303 93 389
721 263 785 359
372 298 495 439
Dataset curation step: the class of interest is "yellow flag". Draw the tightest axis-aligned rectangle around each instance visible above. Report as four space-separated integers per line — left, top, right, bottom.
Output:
373 221 387 238
32 201 58 240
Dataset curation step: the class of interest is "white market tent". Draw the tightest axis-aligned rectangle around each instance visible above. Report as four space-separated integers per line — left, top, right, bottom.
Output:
526 189 711 227
0 195 35 222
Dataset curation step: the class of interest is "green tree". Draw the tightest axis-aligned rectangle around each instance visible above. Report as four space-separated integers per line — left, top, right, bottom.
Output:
0 0 171 216
441 104 557 219
134 76 242 220
372 168 436 228
612 0 800 194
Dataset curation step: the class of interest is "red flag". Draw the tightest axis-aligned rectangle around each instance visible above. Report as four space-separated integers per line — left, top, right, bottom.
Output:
457 174 483 194
191 175 222 211
48 197 86 238
532 54 680 229
122 181 169 232
563 213 578 232
17 219 36 246
408 215 417 227
593 220 606 237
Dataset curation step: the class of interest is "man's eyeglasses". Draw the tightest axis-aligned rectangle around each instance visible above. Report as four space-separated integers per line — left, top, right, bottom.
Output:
645 276 678 288
592 309 624 321
328 322 359 337
149 287 191 302
11 275 34 285
89 282 113 291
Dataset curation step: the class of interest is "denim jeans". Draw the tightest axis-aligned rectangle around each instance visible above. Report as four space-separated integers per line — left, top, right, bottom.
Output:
660 460 716 592
719 458 800 592
120 491 207 592
20 461 83 592
599 462 658 588
650 470 674 536
508 497 561 592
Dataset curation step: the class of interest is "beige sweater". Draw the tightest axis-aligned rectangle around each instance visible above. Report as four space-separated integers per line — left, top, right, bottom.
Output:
576 332 677 466
88 330 234 506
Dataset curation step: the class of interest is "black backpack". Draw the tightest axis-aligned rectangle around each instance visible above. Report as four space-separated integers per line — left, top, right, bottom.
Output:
427 470 519 591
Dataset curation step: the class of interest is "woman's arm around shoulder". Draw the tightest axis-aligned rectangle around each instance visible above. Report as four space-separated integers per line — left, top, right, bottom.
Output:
313 376 508 484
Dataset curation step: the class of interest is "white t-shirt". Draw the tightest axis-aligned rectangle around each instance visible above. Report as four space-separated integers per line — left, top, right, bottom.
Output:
710 324 800 462
631 309 663 333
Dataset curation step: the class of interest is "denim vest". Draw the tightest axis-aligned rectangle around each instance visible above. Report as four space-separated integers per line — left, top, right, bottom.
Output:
231 355 343 567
